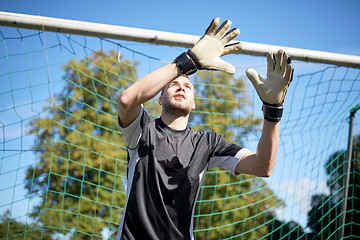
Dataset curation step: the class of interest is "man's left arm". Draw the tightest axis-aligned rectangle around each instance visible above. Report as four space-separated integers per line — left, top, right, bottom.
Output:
235 120 279 177
235 50 294 177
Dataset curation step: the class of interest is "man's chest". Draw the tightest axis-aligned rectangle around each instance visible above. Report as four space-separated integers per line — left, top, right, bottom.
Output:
140 129 211 181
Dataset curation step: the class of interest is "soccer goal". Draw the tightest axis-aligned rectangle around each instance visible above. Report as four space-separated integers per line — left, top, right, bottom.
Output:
0 11 359 240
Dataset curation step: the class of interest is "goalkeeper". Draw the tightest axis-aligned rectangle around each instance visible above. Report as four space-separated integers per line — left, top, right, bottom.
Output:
116 18 293 240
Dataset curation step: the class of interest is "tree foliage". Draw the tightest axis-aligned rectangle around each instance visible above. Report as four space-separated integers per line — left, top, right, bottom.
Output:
25 50 136 239
267 215 309 240
0 210 52 240
266 136 360 240
307 136 360 239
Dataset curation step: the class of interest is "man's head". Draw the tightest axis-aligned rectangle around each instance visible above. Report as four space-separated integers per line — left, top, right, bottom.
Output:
158 75 196 117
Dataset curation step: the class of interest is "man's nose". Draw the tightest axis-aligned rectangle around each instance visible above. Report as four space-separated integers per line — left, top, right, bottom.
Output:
176 85 185 92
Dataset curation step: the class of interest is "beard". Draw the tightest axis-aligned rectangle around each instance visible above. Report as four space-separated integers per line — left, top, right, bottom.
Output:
162 98 192 117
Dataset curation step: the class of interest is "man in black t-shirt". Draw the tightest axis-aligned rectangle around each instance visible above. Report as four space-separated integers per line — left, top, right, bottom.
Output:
116 18 293 240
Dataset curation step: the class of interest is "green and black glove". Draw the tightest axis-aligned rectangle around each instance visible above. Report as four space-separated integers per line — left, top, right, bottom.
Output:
246 50 294 122
174 17 242 75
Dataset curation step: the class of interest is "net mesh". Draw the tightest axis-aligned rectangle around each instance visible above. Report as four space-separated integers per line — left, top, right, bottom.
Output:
0 26 359 240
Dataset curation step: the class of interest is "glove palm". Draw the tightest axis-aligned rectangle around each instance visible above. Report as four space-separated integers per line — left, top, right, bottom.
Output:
190 18 242 73
246 50 294 105
175 18 242 75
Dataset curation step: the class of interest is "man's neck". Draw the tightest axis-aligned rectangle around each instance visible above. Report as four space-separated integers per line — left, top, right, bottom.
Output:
160 113 189 131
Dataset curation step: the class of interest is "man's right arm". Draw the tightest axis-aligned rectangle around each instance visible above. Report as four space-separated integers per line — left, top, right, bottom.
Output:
118 62 181 128
118 17 242 128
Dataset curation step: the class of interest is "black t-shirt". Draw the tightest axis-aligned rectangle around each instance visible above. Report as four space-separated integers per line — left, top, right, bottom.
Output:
116 106 249 240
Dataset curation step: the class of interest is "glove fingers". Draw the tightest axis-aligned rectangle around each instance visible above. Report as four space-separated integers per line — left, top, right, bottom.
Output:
219 60 236 73
207 59 235 73
205 17 221 36
274 49 285 72
246 68 262 87
221 28 240 44
284 63 294 83
222 42 243 56
281 52 289 74
215 20 232 39
267 52 275 75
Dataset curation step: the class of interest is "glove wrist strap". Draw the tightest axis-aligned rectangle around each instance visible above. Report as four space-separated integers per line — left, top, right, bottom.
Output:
262 102 283 122
174 51 198 75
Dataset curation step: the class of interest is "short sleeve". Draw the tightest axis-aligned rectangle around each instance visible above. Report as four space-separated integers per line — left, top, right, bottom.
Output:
118 105 144 149
207 133 251 176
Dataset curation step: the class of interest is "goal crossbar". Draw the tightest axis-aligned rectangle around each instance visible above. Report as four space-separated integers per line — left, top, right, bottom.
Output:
1 11 360 69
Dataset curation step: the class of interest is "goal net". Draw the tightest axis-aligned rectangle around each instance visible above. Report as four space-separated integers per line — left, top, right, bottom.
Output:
0 14 359 240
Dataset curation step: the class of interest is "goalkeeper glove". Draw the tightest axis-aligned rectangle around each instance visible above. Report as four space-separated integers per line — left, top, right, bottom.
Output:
174 17 242 75
246 50 294 122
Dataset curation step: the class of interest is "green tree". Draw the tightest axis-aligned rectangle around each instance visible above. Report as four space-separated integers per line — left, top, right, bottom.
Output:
0 210 52 240
266 211 310 240
25 50 136 239
190 71 283 239
307 136 360 239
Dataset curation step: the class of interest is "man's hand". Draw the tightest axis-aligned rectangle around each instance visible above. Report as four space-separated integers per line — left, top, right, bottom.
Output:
246 50 294 122
174 17 242 75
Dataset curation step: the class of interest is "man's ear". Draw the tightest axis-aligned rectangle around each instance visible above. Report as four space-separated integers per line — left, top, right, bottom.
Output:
158 96 162 105
192 101 196 110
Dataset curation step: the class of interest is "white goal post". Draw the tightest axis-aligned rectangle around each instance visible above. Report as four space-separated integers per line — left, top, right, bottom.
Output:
1 11 360 69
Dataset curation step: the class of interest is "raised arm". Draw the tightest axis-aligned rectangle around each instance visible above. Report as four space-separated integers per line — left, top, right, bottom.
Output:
118 63 180 128
118 17 242 128
236 50 294 177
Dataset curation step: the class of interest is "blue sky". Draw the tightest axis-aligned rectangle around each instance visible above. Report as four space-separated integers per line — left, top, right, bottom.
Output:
1 0 360 233
2 0 360 56
2 0 360 79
